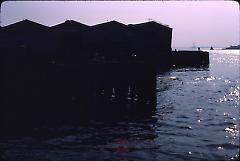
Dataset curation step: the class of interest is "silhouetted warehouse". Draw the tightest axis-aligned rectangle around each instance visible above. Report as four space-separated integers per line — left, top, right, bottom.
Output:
90 21 130 62
0 20 52 53
1 19 172 67
1 19 172 120
51 20 91 65
128 21 172 69
0 19 210 128
0 20 58 124
0 20 55 78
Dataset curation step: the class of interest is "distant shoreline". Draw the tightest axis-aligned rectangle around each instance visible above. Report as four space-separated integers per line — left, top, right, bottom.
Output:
173 46 240 51
224 45 240 50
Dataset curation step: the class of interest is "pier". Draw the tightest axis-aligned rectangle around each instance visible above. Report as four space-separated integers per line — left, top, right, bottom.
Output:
2 61 157 129
0 19 209 129
171 50 209 67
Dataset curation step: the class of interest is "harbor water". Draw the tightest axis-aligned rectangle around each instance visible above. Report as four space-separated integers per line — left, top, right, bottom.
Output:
0 49 239 161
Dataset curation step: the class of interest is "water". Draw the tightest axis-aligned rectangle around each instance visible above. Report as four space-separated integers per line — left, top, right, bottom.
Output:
0 50 239 161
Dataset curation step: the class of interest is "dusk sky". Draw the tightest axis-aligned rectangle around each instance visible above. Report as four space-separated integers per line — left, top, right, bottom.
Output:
1 1 239 47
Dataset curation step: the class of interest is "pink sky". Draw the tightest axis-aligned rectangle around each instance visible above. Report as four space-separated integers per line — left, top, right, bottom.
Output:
1 1 239 47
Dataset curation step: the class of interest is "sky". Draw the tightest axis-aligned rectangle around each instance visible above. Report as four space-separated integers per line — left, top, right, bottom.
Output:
0 1 239 48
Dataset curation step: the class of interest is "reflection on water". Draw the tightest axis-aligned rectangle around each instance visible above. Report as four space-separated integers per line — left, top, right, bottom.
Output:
0 50 239 161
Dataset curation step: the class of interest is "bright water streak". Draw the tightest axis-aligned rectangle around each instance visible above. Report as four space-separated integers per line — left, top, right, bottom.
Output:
156 49 239 161
0 50 239 161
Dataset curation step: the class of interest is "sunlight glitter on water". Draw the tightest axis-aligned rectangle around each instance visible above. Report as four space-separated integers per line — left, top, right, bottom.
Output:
219 86 240 103
225 125 239 138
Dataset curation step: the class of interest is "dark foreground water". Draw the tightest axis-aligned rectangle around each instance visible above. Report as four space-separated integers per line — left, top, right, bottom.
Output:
0 50 239 161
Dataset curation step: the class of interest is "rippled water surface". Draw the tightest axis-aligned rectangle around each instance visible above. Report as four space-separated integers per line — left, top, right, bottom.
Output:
0 50 239 161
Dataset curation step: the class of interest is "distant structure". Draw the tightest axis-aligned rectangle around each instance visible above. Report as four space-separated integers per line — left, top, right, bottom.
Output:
224 45 240 50
192 42 196 49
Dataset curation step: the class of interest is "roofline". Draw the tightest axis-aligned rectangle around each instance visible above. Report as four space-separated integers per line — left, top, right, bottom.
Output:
51 20 90 28
2 19 49 28
92 20 127 27
129 21 172 29
1 19 172 30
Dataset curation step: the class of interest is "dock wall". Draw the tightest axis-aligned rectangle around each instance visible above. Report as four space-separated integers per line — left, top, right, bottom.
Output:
171 51 209 67
1 58 157 129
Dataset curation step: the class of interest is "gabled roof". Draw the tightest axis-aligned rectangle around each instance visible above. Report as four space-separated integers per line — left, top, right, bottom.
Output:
93 21 127 29
51 20 89 31
129 21 171 29
2 19 49 32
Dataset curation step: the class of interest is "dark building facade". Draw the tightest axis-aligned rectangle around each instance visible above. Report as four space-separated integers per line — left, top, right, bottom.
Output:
51 20 91 65
0 19 172 67
1 19 173 126
90 21 130 62
88 20 172 65
128 21 172 69
0 20 50 51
